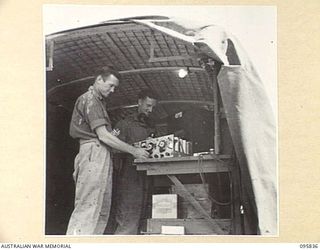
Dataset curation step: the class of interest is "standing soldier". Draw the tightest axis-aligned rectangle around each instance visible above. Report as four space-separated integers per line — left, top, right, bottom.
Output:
67 66 149 235
113 89 157 234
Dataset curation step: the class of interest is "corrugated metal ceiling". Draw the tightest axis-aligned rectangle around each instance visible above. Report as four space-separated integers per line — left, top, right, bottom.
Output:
46 17 218 122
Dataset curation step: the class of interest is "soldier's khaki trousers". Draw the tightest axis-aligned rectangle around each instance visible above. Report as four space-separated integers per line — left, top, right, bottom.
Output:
66 139 112 235
114 158 145 235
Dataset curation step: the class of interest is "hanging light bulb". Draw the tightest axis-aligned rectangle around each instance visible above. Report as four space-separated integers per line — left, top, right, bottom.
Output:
178 68 188 78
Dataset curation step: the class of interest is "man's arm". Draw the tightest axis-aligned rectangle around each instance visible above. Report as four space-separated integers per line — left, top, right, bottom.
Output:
114 119 127 142
95 126 149 159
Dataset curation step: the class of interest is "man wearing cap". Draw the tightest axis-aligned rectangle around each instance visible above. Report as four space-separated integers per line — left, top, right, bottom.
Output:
112 89 157 235
67 66 149 235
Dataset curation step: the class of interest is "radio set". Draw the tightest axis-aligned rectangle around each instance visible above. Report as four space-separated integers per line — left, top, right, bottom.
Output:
133 134 192 159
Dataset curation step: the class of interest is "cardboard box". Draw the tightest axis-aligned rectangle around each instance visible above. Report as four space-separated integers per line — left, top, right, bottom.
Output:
171 184 212 219
171 184 209 199
152 194 178 219
180 199 212 219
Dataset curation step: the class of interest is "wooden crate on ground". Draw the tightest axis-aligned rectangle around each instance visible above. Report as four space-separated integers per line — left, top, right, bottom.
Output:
146 218 231 235
171 184 209 199
171 184 212 219
179 199 212 219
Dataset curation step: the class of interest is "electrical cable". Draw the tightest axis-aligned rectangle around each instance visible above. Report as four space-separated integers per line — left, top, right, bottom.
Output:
197 154 231 206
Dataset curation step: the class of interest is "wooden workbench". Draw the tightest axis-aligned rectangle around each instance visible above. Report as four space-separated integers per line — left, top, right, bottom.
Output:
135 154 232 175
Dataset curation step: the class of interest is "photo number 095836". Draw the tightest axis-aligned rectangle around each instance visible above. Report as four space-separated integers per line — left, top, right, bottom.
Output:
300 244 319 249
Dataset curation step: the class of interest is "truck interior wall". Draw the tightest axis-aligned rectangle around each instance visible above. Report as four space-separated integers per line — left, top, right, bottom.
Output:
46 103 78 235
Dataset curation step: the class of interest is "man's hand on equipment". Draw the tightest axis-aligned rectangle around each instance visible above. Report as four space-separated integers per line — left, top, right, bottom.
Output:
132 147 149 159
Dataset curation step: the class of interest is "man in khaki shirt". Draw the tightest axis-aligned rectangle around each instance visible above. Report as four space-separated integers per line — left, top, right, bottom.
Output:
67 66 149 235
113 89 157 234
